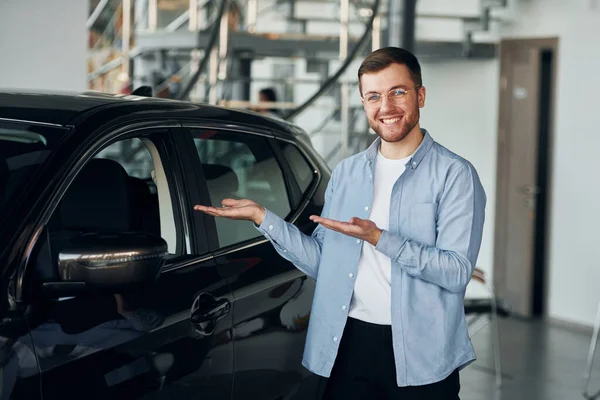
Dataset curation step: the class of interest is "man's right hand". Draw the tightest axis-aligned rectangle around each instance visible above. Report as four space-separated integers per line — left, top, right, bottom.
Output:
194 198 266 226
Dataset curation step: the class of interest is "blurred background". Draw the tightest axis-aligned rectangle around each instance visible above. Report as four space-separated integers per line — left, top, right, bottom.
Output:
1 0 600 398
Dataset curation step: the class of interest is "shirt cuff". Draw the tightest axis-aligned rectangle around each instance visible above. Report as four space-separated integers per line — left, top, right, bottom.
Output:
375 229 408 262
256 209 284 239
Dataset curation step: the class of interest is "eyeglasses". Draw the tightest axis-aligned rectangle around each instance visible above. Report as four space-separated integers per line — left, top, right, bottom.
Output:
361 84 421 108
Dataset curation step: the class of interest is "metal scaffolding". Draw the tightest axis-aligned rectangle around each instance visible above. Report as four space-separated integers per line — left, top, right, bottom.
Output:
86 0 507 162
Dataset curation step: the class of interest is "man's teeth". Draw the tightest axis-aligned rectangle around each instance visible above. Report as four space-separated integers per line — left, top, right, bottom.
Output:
382 117 400 124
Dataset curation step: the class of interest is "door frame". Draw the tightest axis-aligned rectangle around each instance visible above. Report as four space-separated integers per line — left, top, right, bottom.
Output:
493 37 559 318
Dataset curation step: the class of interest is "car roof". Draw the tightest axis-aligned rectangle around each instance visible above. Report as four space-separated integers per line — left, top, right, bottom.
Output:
0 90 304 139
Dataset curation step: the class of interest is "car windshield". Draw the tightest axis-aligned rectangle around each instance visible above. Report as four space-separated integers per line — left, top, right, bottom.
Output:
0 121 66 216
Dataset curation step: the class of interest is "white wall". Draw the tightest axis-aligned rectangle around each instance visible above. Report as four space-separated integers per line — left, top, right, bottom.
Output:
497 0 600 326
421 0 600 326
0 0 87 91
418 0 481 14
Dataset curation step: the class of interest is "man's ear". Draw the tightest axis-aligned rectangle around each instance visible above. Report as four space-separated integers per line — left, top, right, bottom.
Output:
418 86 426 108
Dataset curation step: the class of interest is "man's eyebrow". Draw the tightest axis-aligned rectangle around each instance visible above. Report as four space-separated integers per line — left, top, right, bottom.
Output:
388 84 410 91
363 84 410 96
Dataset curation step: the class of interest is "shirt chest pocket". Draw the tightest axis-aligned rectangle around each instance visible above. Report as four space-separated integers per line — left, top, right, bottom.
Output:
408 202 438 246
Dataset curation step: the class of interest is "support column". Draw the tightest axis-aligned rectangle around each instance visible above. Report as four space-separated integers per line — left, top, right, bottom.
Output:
386 0 417 52
340 0 350 159
231 55 251 101
122 0 132 84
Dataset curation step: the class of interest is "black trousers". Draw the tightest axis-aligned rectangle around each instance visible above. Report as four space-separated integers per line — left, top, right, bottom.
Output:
322 317 460 400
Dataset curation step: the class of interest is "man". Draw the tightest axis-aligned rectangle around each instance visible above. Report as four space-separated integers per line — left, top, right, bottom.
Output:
195 47 486 400
255 87 282 118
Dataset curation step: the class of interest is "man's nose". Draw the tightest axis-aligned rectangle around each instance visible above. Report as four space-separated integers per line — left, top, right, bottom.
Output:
379 95 394 113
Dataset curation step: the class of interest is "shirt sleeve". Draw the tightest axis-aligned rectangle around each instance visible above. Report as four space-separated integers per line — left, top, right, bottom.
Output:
375 162 486 293
255 168 336 280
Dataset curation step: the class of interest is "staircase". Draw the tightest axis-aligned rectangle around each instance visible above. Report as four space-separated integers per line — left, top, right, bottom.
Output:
87 0 508 166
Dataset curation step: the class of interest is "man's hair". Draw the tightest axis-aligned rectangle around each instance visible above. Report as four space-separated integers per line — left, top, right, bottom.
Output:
259 87 277 102
358 47 422 94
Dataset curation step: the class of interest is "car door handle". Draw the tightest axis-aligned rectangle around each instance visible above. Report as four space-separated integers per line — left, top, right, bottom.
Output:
190 293 230 336
191 297 230 323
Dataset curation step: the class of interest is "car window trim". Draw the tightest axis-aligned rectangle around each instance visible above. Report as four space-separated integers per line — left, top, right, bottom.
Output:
0 117 66 128
212 237 271 258
150 129 190 255
170 125 213 255
180 121 275 139
268 138 304 208
161 253 216 274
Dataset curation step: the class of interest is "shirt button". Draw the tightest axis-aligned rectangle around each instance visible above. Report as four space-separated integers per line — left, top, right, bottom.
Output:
268 225 274 230
356 239 361 244
341 305 347 311
283 249 287 253
412 161 417 167
369 174 373 179
333 336 338 342
364 206 369 211
348 273 354 278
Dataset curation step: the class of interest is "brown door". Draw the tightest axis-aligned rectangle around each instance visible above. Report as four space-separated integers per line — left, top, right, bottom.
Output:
493 38 558 318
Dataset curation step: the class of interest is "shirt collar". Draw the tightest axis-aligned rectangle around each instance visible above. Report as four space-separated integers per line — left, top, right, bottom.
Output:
364 128 434 169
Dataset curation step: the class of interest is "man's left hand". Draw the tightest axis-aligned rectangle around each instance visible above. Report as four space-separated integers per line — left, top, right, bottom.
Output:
309 215 382 246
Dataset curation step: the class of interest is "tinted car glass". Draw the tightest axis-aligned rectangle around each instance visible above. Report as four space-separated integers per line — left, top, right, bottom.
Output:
192 129 291 248
93 137 178 253
96 138 155 180
0 122 65 215
277 141 315 195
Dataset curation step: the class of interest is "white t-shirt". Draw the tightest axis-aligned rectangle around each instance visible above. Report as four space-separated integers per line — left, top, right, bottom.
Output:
348 150 411 325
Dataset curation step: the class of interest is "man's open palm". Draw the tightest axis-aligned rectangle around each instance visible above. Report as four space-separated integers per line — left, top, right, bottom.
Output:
309 215 382 246
194 198 266 225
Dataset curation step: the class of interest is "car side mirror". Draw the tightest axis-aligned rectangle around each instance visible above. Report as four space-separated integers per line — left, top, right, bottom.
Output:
43 232 168 296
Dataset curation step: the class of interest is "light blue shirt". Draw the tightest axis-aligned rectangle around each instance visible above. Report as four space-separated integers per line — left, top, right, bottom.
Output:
257 129 486 386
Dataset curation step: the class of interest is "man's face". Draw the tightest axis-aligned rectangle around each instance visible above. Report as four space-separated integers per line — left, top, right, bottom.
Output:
258 93 268 112
360 63 426 143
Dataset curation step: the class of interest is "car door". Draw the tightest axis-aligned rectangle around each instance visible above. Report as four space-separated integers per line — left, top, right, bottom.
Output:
183 124 323 400
0 120 63 400
21 124 234 399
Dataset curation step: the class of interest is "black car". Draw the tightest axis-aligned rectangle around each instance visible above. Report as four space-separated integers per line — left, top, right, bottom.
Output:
0 91 330 399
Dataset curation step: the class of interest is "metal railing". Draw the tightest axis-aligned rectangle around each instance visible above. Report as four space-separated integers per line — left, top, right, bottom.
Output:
87 0 224 93
87 0 380 91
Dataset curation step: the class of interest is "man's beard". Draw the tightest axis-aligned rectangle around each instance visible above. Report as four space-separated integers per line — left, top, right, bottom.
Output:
370 110 420 143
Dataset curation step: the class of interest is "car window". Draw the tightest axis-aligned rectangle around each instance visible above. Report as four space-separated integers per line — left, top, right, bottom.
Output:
0 122 65 217
192 129 291 248
96 138 155 179
94 137 178 253
276 141 315 195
